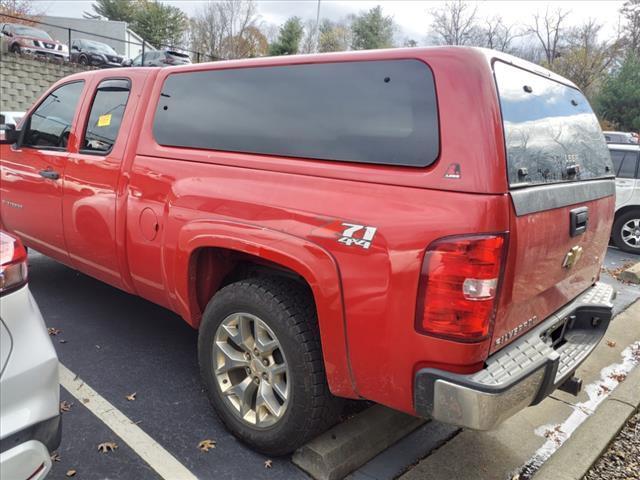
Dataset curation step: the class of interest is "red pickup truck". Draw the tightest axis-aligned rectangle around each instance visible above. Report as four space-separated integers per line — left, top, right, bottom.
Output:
0 47 616 455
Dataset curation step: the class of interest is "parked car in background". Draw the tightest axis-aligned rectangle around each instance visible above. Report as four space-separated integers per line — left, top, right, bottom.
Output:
604 131 639 144
0 231 61 480
0 23 68 61
123 49 191 67
70 39 124 67
0 112 24 128
0 47 616 455
609 143 640 253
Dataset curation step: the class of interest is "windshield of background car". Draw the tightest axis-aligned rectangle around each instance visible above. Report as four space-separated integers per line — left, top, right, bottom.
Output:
85 40 117 54
14 26 52 39
494 61 613 188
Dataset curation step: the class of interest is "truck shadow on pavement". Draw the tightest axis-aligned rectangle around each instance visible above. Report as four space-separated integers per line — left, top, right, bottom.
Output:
27 251 307 480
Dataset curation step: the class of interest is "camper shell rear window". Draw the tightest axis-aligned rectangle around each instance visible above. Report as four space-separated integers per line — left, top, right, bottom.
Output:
494 61 613 188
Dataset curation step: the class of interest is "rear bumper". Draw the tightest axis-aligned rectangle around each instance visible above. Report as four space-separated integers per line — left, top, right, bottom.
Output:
0 415 61 455
0 286 60 442
0 439 55 480
414 282 615 430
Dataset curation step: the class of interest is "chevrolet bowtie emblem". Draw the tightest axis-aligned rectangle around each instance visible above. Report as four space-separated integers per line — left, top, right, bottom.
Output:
562 245 584 269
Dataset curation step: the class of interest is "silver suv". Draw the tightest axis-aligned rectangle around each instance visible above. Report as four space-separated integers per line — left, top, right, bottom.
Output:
609 144 640 253
0 231 61 479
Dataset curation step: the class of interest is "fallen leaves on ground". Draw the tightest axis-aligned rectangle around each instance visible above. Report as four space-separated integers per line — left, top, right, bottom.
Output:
604 262 637 283
66 470 76 477
126 392 137 401
599 385 612 396
50 452 61 462
543 425 563 439
264 459 273 469
198 439 216 452
97 442 118 453
610 372 627 383
59 401 73 413
606 340 617 348
82 398 90 404
48 327 61 336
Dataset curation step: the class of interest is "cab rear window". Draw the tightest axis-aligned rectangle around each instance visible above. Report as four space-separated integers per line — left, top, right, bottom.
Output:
153 60 439 167
494 62 613 188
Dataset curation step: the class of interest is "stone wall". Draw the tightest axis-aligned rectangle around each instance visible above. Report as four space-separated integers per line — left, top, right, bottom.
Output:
0 52 94 112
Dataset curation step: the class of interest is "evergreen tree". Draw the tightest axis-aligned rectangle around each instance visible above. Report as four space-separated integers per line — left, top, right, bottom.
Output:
269 17 304 56
350 6 394 50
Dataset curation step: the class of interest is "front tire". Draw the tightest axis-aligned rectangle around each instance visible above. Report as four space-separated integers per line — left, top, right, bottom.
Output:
78 55 88 65
198 277 342 455
612 210 640 254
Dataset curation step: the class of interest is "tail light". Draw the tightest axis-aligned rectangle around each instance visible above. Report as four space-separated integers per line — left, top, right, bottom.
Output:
0 231 28 295
416 234 506 341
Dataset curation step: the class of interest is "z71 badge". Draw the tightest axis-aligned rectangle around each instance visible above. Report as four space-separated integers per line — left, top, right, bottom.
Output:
338 223 377 249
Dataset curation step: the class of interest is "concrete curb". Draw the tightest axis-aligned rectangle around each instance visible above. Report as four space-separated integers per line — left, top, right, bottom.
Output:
533 364 640 480
292 405 425 480
619 261 640 284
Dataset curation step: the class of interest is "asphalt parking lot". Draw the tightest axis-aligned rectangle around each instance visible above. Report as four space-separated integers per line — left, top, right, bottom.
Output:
27 247 639 480
29 251 308 480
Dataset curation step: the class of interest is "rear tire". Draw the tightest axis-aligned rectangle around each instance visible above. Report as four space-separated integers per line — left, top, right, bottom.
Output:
612 210 640 254
198 277 342 455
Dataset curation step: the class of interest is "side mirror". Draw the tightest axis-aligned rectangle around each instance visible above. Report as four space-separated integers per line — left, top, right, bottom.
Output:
3 31 13 37
0 124 19 145
71 45 79 51
122 58 133 67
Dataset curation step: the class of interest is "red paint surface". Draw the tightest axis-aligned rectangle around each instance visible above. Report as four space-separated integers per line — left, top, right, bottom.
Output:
0 48 613 414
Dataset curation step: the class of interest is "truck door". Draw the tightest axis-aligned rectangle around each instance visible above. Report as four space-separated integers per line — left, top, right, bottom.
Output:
62 78 133 289
0 81 85 261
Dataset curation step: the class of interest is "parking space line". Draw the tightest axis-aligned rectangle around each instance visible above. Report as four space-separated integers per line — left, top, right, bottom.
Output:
59 363 198 480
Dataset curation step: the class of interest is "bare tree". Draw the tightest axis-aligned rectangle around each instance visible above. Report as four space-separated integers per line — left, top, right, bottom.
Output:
299 19 318 54
481 16 521 52
318 19 351 52
621 0 640 56
429 0 481 46
553 19 623 96
0 0 42 24
190 0 261 60
527 7 570 66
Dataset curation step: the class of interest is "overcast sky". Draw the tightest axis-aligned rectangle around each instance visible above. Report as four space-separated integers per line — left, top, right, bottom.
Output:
36 0 624 44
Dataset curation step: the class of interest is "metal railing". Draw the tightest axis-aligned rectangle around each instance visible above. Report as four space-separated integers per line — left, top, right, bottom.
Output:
0 13 216 63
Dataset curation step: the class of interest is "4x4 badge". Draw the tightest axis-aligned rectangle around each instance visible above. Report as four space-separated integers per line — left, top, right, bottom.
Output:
562 245 584 269
338 223 377 249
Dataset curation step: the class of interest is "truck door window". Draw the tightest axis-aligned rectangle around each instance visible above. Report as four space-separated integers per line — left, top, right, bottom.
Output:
80 79 131 154
22 81 85 150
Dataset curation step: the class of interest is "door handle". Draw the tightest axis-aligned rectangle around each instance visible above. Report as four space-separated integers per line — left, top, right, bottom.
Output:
39 169 60 180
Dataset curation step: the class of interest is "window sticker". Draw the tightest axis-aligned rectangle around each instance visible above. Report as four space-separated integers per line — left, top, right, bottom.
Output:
97 114 112 127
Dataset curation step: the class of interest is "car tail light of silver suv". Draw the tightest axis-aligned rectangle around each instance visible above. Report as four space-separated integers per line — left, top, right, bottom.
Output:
0 232 28 295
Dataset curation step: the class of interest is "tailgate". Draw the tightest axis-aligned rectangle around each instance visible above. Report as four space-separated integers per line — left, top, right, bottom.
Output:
489 61 615 354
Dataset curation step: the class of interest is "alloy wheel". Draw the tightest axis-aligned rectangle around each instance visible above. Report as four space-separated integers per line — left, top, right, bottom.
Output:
213 312 289 428
621 218 640 249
